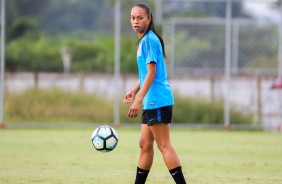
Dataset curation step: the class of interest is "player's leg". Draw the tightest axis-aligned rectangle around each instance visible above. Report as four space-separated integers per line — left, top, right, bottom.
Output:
138 124 154 170
150 123 180 169
134 124 154 184
150 123 186 184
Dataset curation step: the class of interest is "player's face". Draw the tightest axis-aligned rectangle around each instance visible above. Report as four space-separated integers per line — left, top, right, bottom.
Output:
131 6 151 38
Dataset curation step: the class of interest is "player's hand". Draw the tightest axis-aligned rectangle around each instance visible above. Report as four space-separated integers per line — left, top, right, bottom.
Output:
123 90 135 104
127 100 141 118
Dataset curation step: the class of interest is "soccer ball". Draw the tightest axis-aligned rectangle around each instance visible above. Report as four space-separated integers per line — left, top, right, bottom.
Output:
91 125 118 152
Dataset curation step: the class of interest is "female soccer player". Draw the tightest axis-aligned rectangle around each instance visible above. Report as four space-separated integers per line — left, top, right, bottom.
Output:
123 3 187 184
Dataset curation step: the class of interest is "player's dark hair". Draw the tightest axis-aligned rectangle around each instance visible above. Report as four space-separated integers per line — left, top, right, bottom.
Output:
133 3 167 58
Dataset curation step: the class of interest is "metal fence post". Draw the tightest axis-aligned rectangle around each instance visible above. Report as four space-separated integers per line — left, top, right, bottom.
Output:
224 0 232 130
0 0 5 128
114 0 121 127
279 0 282 132
154 0 163 25
232 21 239 75
170 19 175 77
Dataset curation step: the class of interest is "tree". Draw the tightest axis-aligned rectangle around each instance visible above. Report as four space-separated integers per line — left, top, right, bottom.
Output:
6 0 49 27
7 18 35 41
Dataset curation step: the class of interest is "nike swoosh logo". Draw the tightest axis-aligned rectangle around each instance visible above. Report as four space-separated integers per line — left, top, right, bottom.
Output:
149 118 155 123
172 171 179 176
138 171 146 174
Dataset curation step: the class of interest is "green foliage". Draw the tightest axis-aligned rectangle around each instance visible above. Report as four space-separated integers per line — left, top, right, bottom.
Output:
174 26 226 70
175 31 212 67
5 88 113 123
7 17 35 41
5 88 254 125
67 38 114 73
172 95 254 125
5 33 139 74
5 0 276 74
7 0 112 35
238 26 278 69
6 35 63 72
121 36 138 74
67 35 138 74
174 24 278 72
6 0 49 27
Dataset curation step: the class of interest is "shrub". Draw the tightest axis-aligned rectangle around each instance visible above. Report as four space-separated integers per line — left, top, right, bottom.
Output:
6 35 63 72
5 89 254 125
5 88 113 123
173 96 254 124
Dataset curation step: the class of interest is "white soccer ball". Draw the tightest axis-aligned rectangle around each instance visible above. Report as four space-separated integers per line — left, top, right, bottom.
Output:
91 125 118 152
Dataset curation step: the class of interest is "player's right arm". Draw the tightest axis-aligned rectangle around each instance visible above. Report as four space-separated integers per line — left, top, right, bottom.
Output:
123 80 140 104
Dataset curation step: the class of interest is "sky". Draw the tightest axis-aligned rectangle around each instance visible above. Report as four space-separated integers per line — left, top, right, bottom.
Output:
244 0 281 22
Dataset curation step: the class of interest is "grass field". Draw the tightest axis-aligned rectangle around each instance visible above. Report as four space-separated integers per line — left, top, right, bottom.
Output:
0 128 281 184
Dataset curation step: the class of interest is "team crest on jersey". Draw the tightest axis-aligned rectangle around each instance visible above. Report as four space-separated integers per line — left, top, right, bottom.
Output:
137 45 142 57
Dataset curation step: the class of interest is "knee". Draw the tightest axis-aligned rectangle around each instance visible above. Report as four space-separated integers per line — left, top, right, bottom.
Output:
156 142 171 154
139 139 153 152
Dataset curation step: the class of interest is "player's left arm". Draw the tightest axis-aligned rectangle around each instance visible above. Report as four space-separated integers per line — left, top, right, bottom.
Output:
127 63 156 118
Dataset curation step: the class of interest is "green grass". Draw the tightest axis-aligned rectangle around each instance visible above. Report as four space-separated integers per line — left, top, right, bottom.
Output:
0 128 281 184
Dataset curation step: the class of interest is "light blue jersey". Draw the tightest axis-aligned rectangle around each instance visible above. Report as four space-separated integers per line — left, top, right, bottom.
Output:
137 30 174 110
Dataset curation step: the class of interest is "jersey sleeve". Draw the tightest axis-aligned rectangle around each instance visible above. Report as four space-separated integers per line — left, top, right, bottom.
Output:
142 36 159 65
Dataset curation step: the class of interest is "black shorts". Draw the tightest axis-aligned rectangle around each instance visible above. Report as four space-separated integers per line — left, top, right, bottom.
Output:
142 105 173 126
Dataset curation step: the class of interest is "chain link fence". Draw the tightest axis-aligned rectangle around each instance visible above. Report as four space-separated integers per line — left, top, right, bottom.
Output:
164 18 279 76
